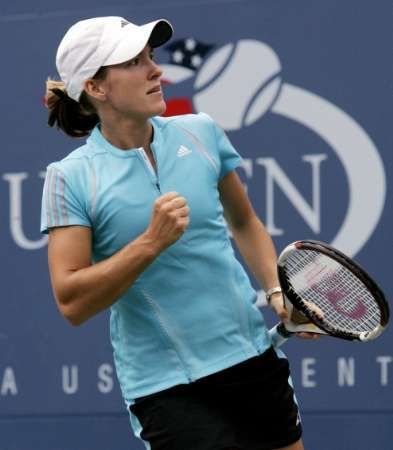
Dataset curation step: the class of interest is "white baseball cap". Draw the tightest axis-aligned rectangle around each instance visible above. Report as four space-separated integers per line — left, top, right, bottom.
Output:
56 16 173 101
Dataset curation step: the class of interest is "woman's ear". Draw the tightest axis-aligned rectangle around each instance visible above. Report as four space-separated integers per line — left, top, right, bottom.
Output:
83 78 107 103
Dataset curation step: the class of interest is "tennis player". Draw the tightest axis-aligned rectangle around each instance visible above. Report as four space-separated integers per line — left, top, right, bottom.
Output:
42 16 313 450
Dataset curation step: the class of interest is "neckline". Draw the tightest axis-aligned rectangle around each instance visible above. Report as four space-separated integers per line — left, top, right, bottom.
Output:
88 119 160 158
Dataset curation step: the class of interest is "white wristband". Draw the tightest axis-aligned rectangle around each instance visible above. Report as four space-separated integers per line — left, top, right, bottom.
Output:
265 286 282 303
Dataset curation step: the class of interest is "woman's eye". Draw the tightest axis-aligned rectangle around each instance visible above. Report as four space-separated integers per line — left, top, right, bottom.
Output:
127 58 139 66
150 52 155 60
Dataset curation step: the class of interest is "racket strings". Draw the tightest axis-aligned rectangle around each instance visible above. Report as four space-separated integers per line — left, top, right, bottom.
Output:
336 271 380 326
316 269 379 331
284 250 380 333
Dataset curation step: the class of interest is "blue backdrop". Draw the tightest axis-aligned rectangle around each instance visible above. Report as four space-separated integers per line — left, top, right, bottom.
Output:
0 1 392 449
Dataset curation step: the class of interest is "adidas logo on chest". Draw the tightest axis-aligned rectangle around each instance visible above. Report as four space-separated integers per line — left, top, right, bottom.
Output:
177 145 192 158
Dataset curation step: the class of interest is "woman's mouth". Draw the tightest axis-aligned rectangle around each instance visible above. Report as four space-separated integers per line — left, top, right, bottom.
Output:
147 85 162 95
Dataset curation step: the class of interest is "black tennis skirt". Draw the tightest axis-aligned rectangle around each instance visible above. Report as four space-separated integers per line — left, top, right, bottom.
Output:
130 347 302 450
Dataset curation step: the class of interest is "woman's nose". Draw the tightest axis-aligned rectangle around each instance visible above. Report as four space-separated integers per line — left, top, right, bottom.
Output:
149 59 163 79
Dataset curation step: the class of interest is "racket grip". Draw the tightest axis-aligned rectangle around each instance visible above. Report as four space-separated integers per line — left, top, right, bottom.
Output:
268 323 293 348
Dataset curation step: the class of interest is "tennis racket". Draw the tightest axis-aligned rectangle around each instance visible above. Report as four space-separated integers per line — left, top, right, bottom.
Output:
268 240 389 348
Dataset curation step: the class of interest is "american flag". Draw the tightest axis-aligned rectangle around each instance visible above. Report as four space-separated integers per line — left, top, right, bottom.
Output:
161 38 214 116
165 38 214 71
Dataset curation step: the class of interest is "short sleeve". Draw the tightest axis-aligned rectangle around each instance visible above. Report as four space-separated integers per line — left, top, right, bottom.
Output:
210 119 242 180
40 165 91 234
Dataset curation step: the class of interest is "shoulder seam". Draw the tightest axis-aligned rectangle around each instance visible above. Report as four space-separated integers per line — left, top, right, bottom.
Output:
157 113 207 130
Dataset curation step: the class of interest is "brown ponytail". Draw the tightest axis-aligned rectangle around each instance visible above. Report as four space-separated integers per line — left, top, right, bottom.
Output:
45 79 100 138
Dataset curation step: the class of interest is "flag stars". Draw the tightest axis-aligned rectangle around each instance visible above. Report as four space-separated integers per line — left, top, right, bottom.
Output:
191 54 202 68
166 38 214 71
185 38 197 51
173 50 185 63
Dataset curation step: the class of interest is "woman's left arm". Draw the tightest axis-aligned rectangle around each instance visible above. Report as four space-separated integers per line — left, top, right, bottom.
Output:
219 170 321 340
218 170 288 322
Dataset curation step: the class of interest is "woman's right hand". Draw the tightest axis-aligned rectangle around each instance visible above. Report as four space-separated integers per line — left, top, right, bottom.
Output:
144 192 190 252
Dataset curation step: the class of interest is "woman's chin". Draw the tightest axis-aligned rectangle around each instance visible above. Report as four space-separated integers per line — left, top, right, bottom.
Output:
151 100 168 117
158 99 168 115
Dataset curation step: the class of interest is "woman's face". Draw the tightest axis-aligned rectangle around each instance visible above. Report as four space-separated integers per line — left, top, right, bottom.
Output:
97 44 166 120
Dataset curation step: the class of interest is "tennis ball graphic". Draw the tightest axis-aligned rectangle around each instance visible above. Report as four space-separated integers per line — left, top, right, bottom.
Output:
193 40 282 130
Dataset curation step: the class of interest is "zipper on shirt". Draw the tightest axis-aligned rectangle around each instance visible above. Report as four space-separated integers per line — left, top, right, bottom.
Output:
136 148 161 194
150 142 161 193
140 289 193 381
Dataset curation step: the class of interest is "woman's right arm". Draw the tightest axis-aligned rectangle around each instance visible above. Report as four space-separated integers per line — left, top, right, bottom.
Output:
48 192 189 326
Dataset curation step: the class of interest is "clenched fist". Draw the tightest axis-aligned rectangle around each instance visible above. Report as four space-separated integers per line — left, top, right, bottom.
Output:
144 192 190 253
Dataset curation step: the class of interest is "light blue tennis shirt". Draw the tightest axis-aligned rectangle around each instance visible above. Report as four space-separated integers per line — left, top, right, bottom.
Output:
41 112 271 402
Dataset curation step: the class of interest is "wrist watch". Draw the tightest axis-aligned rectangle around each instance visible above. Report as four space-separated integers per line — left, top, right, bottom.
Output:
265 286 282 304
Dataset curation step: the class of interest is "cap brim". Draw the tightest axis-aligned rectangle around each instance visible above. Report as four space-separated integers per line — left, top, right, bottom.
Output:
144 19 173 48
104 19 173 67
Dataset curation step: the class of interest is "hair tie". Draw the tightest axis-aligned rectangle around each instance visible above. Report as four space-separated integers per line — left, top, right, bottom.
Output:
50 88 69 100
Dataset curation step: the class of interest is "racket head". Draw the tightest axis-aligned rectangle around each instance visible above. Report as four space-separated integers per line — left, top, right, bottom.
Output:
277 240 389 341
